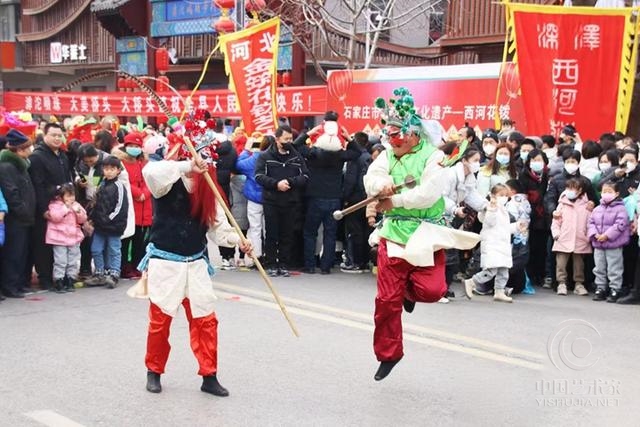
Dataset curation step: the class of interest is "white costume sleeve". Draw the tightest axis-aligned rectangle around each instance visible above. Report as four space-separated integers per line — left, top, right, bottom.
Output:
143 160 192 198
207 201 241 248
391 150 446 209
363 153 393 197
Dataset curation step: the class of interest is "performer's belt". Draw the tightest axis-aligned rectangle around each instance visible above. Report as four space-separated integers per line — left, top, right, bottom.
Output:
384 215 447 226
137 243 215 276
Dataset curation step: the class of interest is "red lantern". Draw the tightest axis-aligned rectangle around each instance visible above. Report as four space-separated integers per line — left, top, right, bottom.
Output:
214 17 236 34
282 71 291 86
276 72 283 86
156 75 170 92
245 0 266 13
327 70 353 103
155 47 170 75
117 77 127 91
501 62 520 100
214 0 236 9
127 77 137 91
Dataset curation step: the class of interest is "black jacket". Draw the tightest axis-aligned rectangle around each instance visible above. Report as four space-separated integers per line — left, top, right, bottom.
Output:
0 149 36 226
254 143 308 205
90 178 129 236
518 168 549 230
544 170 596 215
215 140 238 201
293 132 360 199
343 146 372 204
29 143 74 215
600 166 640 199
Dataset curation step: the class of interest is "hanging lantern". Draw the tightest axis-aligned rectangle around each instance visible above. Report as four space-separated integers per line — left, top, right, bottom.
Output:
127 77 137 92
214 16 236 34
155 47 170 75
117 77 127 92
156 75 170 92
214 0 236 10
282 71 291 87
276 72 283 87
245 0 266 13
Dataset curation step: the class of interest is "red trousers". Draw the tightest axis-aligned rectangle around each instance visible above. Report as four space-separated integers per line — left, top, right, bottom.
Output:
374 239 446 362
145 298 219 376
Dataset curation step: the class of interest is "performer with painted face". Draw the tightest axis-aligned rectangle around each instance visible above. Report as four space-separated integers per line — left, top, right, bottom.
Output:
134 113 252 396
364 88 479 381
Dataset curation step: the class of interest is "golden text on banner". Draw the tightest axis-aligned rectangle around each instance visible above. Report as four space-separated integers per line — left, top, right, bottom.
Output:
218 17 280 135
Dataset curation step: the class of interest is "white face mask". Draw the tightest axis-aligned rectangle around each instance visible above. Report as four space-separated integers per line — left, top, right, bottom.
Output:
483 145 496 156
544 148 556 160
599 162 611 172
627 162 637 173
497 196 509 206
468 162 481 173
564 163 579 175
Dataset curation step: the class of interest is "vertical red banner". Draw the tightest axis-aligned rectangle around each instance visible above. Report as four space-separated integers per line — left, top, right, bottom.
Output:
512 8 626 139
219 17 280 135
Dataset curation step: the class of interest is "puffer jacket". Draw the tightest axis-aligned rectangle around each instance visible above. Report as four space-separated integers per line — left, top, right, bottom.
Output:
45 200 87 246
587 198 630 250
551 193 592 254
478 204 513 269
122 157 152 226
236 150 263 204
91 177 129 236
0 149 36 226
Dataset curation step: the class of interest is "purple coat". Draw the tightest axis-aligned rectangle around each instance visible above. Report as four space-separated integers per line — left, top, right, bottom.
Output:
587 199 630 250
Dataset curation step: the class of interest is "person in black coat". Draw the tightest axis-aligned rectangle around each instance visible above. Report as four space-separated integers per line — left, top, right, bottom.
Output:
294 121 360 274
254 126 308 276
214 137 239 269
86 156 129 289
341 132 373 272
0 130 37 298
28 123 74 290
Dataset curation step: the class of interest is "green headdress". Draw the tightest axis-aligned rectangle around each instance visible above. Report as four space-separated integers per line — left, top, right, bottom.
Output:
374 87 425 138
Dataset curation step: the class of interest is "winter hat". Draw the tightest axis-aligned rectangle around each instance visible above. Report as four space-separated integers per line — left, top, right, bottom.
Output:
482 130 499 143
561 125 576 137
123 132 144 147
102 155 123 169
5 129 31 148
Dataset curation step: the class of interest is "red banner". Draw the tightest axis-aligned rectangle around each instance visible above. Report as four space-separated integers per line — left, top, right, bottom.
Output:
326 64 525 135
510 5 629 139
2 86 326 118
219 17 280 135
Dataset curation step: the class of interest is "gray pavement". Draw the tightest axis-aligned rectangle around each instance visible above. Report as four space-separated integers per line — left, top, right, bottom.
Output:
0 268 639 427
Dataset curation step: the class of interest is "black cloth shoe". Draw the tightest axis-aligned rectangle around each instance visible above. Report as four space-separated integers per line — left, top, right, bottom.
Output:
592 289 607 301
403 298 416 313
374 359 401 381
302 267 316 274
320 269 331 275
278 268 290 278
146 371 162 393
53 279 66 294
617 293 640 305
607 289 620 303
201 374 229 397
446 289 455 298
64 277 75 293
2 290 25 298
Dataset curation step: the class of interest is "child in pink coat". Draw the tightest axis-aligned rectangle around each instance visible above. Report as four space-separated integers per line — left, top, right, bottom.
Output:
551 178 593 296
46 183 87 293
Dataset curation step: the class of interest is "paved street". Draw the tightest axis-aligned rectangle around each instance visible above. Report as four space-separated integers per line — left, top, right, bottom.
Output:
1 266 639 427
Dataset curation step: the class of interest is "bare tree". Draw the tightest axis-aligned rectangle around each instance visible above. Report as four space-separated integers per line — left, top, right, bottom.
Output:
263 0 446 81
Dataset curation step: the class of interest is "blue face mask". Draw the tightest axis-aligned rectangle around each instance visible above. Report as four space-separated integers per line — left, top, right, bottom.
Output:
126 147 142 157
565 190 578 200
520 151 529 162
530 161 544 173
496 154 510 166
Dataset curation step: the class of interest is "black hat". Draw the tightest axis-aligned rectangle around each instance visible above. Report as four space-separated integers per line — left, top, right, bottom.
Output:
482 130 499 142
561 125 576 137
5 129 31 148
102 155 123 169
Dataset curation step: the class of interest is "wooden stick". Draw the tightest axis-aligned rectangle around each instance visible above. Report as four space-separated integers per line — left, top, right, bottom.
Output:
183 136 300 337
333 176 417 220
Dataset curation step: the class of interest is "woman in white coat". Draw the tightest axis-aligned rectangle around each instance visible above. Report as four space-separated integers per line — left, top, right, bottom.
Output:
441 149 488 302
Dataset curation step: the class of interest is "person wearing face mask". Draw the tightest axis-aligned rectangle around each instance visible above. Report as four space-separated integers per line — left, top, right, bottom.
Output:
464 184 514 303
477 143 517 198
591 150 619 202
518 149 550 287
120 132 153 279
441 149 488 302
550 179 593 296
588 182 630 302
481 130 499 164
515 138 536 175
579 140 602 181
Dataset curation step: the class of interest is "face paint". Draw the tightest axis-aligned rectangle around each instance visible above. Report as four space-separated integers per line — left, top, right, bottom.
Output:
385 127 405 147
